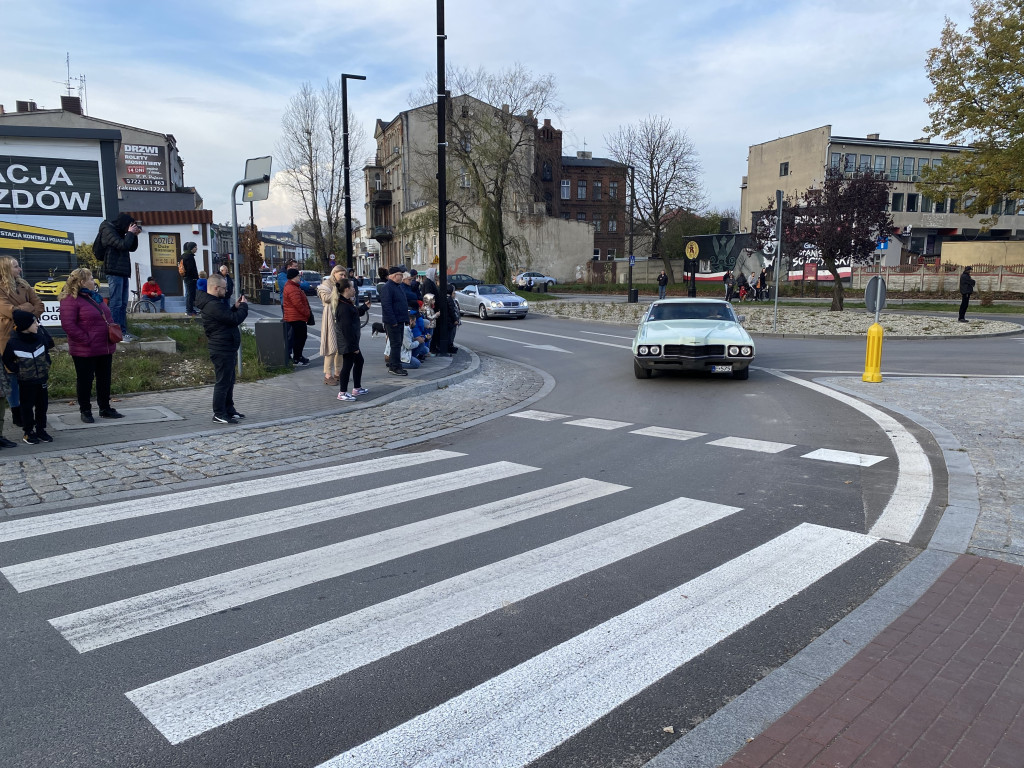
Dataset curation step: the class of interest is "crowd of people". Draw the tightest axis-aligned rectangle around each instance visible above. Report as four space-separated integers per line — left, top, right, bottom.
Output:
722 268 769 302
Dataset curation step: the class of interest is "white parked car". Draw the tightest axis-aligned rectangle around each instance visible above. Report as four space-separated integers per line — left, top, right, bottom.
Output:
513 271 556 291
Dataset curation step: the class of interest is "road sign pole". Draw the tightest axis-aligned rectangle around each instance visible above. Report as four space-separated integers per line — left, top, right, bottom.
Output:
230 173 271 374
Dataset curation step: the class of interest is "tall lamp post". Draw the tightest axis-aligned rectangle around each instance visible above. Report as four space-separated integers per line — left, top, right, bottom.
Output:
342 73 366 271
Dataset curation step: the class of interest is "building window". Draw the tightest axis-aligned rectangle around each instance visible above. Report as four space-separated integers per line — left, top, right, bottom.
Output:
934 197 946 213
606 249 616 258
830 153 841 168
593 181 602 200
461 132 472 152
907 193 918 213
874 155 886 173
917 158 930 175
561 179 570 200
902 157 915 178
609 181 618 199
593 214 601 233
608 215 617 232
859 154 871 171
891 193 904 212
542 161 552 182
561 212 570 220
577 180 587 199
950 198 958 213
594 248 601 260
374 173 381 191
780 162 789 177
922 196 933 213
1006 198 1019 215
459 169 471 188
577 212 587 222
844 153 856 172
889 156 900 181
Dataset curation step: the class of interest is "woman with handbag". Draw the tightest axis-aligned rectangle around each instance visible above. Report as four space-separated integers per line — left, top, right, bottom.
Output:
59 268 123 422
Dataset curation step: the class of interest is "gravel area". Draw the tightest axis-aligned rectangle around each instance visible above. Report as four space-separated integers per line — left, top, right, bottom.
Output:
529 301 1021 336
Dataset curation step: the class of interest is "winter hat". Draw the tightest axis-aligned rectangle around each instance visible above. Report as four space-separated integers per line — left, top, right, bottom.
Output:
183 241 198 253
388 265 404 275
286 268 300 280
197 278 208 292
963 266 972 272
12 309 35 332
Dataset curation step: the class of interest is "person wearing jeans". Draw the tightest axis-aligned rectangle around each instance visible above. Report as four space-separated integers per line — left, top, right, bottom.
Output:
657 271 668 300
97 213 140 337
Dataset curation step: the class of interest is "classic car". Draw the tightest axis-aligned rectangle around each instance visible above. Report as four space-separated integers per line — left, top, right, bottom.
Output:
632 298 755 380
513 271 557 291
455 283 529 319
447 273 483 290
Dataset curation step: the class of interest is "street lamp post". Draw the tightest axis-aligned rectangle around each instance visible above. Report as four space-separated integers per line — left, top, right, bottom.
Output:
342 73 366 271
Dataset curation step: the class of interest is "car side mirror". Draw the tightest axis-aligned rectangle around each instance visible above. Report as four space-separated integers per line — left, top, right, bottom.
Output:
735 315 746 324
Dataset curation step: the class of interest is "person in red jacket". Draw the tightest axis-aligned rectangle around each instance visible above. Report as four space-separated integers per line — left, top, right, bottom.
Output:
282 268 312 366
141 276 166 312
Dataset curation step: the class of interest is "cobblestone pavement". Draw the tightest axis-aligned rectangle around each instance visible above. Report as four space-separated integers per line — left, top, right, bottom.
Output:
822 376 1024 566
0 354 545 513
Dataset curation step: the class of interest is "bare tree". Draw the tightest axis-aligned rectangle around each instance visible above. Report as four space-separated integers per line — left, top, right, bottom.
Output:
403 63 561 284
606 116 705 279
277 79 368 271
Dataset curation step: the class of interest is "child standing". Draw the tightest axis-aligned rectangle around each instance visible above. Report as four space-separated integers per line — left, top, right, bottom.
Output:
2 309 54 444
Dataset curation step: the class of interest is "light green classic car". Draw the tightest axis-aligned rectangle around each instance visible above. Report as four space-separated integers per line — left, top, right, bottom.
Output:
632 298 755 380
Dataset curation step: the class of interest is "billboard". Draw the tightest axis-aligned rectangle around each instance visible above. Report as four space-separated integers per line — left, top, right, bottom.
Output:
0 154 103 216
119 143 168 192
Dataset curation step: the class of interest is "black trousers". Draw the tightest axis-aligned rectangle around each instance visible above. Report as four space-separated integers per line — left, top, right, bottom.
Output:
385 323 404 370
447 322 459 352
339 351 363 391
18 379 48 435
958 294 970 320
72 354 113 414
210 352 237 418
285 321 308 362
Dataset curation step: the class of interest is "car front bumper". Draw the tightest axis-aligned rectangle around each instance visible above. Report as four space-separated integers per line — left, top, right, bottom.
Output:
634 356 752 372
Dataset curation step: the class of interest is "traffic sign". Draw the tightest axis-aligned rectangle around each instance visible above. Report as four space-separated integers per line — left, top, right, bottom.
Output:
243 156 272 202
629 254 635 266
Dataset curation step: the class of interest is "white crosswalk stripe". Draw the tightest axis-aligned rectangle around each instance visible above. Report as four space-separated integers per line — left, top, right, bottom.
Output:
127 495 741 744
705 436 795 454
508 409 569 421
564 417 633 430
630 426 706 441
3 461 535 592
802 448 887 467
319 523 876 768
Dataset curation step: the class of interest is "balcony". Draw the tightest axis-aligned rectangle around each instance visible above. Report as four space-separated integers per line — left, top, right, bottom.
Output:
372 225 394 242
372 189 392 206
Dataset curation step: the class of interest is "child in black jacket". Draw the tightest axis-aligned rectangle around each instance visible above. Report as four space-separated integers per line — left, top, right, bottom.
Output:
2 309 54 444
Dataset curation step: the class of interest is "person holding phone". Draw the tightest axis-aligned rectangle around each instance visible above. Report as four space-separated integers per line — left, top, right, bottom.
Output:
196 274 248 424
334 278 371 402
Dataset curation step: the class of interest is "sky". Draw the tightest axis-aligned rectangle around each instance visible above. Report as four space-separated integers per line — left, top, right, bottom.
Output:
2 0 972 231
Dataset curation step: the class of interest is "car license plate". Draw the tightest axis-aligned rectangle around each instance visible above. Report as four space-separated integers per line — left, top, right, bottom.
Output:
711 365 732 373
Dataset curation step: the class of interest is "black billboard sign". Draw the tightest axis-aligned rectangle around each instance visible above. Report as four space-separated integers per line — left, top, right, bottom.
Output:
0 155 103 217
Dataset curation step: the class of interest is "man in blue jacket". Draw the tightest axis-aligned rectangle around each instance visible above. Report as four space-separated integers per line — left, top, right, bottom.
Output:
379 266 409 376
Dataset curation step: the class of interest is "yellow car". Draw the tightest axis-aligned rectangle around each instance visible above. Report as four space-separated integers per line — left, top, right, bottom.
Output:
33 276 69 299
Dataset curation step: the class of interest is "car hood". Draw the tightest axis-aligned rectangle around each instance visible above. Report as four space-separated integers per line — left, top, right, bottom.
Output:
635 319 753 345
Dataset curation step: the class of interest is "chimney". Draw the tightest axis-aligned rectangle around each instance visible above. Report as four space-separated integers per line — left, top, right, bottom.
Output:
60 95 83 114
913 137 931 144
0 105 5 115
526 109 534 120
543 118 552 127
502 103 510 113
15 100 38 113
577 151 592 159
866 133 879 140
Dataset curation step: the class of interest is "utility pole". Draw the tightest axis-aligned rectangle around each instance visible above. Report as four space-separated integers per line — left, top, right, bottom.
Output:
342 73 366 271
434 0 450 352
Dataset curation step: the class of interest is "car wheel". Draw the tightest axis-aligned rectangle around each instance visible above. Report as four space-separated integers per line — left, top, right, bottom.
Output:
633 359 652 379
478 304 489 320
733 366 750 380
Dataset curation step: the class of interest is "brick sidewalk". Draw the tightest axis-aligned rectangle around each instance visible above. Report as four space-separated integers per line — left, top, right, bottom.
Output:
721 555 1024 768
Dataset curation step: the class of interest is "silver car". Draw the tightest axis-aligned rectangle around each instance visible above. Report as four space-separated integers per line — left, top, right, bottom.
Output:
455 283 529 319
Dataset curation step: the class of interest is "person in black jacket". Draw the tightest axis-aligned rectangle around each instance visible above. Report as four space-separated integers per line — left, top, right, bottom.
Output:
98 213 140 339
379 266 409 375
421 269 441 352
443 283 461 355
180 241 200 316
197 275 249 424
2 310 55 444
334 279 371 402
657 271 668 300
958 266 976 322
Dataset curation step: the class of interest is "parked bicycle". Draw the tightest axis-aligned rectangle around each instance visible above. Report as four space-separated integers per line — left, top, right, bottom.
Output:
127 289 158 314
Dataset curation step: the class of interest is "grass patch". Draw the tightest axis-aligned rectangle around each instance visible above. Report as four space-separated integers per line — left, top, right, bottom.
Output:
48 319 291 400
514 289 559 301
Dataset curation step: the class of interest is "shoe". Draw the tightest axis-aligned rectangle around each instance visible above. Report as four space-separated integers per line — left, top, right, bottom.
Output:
230 412 246 419
99 409 124 419
35 430 53 443
353 387 369 395
80 412 95 424
388 368 408 376
0 436 17 448
337 392 357 402
119 333 135 343
22 433 39 445
212 415 239 424
447 347 459 353
299 356 310 366
324 376 338 386
958 318 968 323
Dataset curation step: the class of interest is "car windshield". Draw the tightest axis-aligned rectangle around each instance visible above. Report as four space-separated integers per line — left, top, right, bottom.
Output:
480 284 513 295
648 303 735 322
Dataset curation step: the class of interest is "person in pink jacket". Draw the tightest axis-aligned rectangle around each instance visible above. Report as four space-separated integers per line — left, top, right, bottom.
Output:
59 268 123 423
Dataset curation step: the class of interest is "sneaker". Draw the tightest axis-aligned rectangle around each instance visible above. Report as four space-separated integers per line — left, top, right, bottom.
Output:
229 412 246 419
35 430 53 443
353 387 369 395
22 433 40 445
99 409 124 419
337 392 357 402
80 412 95 424
0 436 17 448
212 415 239 424
299 356 310 366
388 368 409 376
958 318 969 323
120 333 135 343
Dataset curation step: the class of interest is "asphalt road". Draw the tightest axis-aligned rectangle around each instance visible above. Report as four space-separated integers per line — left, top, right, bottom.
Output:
2 306 1021 767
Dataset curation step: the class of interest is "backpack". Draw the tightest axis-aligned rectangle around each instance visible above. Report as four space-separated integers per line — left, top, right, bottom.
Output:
92 228 108 264
178 258 186 277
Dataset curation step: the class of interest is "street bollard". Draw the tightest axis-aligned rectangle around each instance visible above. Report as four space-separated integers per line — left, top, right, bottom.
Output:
862 322 883 383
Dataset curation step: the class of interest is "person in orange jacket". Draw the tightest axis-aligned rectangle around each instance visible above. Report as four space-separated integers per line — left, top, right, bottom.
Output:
282 268 312 366
140 276 166 312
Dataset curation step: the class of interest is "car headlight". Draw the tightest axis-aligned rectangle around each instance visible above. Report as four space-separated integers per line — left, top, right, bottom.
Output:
490 301 501 308
649 345 660 355
639 345 649 355
521 300 529 307
741 346 752 356
728 346 740 356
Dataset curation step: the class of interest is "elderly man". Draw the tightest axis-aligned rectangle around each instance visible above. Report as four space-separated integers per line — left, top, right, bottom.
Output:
196 274 249 424
379 265 409 375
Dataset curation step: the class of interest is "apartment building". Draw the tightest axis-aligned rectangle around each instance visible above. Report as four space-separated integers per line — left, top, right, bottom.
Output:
739 125 1024 263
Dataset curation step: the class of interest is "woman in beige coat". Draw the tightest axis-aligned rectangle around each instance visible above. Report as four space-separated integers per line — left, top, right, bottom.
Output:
317 265 346 385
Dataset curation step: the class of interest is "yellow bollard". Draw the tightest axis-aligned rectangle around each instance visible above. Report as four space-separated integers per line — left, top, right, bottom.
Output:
862 322 883 382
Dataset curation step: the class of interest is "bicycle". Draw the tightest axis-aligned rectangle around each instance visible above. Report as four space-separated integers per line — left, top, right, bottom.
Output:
127 289 159 314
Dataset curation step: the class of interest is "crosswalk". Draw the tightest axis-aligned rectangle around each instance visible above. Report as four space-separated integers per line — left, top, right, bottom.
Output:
0 449 887 767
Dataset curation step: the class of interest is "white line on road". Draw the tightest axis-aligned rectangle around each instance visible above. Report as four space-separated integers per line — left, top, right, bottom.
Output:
775 369 1024 379
127 494 738 744
765 369 933 542
630 426 707 441
581 330 635 339
3 462 533 592
319 523 876 768
51 478 622 653
0 450 463 544
802 448 888 467
707 436 795 454
509 410 570 421
461 321 630 349
564 418 634 430
487 336 572 353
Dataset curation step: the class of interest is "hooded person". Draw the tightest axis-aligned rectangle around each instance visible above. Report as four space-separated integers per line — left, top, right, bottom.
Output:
97 213 141 338
179 241 200 316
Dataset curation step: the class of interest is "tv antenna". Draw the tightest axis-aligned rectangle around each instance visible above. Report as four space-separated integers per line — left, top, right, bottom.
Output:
54 53 88 113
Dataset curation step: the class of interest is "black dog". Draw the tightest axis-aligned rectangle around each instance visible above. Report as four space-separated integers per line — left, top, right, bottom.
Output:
371 322 386 337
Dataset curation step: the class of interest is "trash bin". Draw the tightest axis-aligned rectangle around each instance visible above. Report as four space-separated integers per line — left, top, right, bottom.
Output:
628 288 639 304
259 287 272 305
254 318 288 367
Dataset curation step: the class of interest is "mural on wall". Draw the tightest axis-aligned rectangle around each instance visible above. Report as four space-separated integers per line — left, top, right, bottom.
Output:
681 233 760 277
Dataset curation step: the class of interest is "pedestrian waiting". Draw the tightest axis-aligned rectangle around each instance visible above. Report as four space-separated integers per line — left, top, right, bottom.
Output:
2 309 55 444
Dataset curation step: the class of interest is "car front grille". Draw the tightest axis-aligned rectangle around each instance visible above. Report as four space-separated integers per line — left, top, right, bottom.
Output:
501 302 520 307
662 344 725 357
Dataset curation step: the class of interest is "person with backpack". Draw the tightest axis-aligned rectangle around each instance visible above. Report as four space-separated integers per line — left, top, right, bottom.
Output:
179 242 200 316
96 213 140 340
